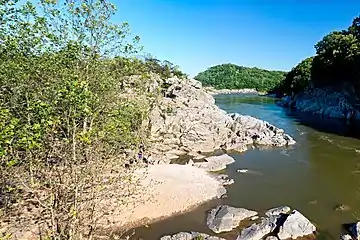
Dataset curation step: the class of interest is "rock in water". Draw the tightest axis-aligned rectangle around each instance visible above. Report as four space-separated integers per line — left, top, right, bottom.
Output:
237 216 278 240
277 210 316 239
265 236 278 240
341 234 353 240
194 154 235 172
160 232 225 240
351 221 360 240
206 205 258 233
265 206 291 217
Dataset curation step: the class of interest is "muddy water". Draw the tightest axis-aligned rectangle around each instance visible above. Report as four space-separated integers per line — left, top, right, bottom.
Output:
131 94 360 240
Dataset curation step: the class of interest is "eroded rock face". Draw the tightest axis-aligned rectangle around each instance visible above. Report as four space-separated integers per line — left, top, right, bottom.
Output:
148 76 296 163
277 210 316 240
207 205 258 233
160 231 225 240
278 85 360 120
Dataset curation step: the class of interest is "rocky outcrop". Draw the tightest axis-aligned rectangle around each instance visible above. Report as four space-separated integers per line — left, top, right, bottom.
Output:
206 205 258 233
160 232 225 240
277 85 360 120
147 76 295 163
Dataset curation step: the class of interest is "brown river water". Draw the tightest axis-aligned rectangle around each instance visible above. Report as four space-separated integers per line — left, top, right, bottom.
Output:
129 94 360 240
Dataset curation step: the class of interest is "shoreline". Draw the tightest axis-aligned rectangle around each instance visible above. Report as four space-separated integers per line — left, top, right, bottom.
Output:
204 87 265 95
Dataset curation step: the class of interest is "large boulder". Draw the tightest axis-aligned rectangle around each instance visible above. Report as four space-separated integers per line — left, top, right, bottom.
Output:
277 210 316 239
206 205 258 233
160 232 225 240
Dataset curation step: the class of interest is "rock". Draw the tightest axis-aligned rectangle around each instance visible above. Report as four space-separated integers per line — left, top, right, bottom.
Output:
341 234 353 240
217 174 235 186
237 216 278 240
278 85 360 120
251 216 259 221
206 205 258 233
265 236 278 240
194 154 235 172
265 206 291 217
237 169 249 173
160 231 225 240
277 210 316 240
148 75 296 163
334 204 351 212
350 221 360 240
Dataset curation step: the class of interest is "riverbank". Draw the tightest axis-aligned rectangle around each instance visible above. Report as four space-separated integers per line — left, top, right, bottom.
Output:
203 86 269 96
277 85 360 120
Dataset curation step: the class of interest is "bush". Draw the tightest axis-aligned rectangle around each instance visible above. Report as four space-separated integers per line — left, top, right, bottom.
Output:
0 0 165 239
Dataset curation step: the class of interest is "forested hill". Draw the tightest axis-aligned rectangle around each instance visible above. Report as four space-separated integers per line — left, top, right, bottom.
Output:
194 64 286 92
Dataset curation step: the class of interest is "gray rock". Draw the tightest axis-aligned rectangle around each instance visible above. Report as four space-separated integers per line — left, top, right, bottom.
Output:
160 231 225 240
217 174 235 186
350 221 360 240
340 234 353 240
265 236 278 240
207 205 258 233
277 210 316 239
265 206 291 217
194 154 235 172
237 216 278 240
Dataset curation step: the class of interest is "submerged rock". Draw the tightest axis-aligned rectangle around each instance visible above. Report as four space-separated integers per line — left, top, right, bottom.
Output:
160 231 225 240
194 154 235 172
237 216 278 240
265 206 291 217
206 205 258 233
277 210 316 239
334 204 351 212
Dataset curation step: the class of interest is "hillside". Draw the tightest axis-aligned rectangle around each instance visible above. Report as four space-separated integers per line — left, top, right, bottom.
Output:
194 64 286 92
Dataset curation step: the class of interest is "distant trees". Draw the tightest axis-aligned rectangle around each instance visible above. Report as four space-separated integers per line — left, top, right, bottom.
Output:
278 15 360 96
194 64 286 92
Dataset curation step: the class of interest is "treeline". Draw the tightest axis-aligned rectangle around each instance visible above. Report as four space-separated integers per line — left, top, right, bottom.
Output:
194 63 286 92
0 0 185 239
277 16 360 96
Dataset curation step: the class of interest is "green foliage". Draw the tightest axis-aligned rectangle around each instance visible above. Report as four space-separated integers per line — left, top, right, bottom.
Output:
195 64 286 92
0 0 165 238
277 57 314 95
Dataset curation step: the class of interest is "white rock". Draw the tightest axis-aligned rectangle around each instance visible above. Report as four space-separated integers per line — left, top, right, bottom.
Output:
207 205 258 233
194 154 235 172
265 206 291 217
277 210 316 239
341 234 353 240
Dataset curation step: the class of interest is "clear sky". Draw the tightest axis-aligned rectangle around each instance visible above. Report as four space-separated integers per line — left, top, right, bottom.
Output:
115 0 360 77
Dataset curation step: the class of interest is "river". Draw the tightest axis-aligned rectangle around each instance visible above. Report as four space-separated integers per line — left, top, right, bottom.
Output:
131 93 360 240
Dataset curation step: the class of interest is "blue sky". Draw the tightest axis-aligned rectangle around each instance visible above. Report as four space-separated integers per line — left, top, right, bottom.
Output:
115 0 360 77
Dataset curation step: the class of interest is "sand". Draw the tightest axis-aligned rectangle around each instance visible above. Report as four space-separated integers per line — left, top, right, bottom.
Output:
102 164 226 232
